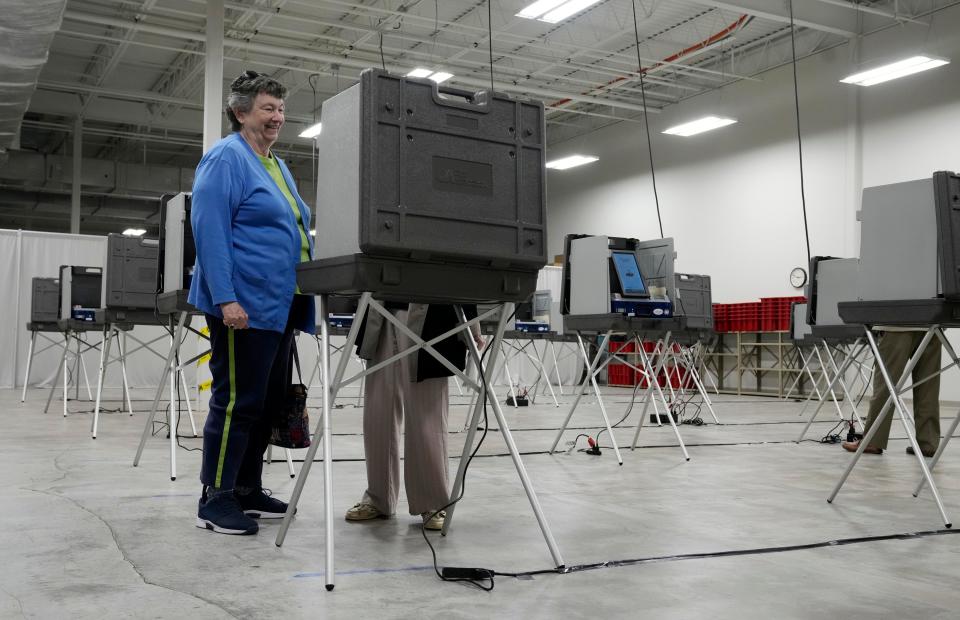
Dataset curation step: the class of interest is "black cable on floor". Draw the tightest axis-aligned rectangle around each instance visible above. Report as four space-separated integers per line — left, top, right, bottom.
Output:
492 528 960 580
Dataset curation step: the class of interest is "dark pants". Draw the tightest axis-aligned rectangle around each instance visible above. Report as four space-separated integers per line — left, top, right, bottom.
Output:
863 331 942 452
200 297 308 489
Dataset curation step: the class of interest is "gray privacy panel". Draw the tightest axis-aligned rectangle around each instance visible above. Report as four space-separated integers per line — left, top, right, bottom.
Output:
315 69 546 269
857 178 939 301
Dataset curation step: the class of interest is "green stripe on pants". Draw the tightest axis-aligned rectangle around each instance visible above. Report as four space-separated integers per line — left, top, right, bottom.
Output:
214 329 237 487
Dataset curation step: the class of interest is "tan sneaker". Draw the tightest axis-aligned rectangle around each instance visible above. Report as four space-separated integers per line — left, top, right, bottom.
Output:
421 510 446 531
345 502 386 521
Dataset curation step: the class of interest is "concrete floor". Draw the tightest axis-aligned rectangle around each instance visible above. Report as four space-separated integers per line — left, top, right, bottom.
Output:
4 384 960 619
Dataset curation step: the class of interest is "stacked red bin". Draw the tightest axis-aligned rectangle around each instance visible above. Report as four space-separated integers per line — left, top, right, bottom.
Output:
760 296 807 332
712 298 805 333
728 302 761 332
712 304 728 332
607 339 637 386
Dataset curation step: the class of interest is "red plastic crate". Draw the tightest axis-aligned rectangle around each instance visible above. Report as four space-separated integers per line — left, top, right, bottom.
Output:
609 339 636 354
712 304 728 332
730 302 761 332
607 363 636 386
760 296 807 332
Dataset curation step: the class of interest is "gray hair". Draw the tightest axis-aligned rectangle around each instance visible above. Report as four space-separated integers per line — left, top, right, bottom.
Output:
225 71 287 132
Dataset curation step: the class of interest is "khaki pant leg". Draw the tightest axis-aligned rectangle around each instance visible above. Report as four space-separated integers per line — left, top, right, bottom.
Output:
361 316 404 515
402 377 450 515
393 316 450 515
863 332 915 449
910 333 942 454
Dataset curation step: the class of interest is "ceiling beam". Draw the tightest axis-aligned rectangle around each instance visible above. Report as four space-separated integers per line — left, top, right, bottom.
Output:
685 0 859 37
62 8 659 115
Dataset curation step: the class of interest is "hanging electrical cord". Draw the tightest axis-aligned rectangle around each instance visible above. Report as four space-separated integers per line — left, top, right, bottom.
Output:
631 0 664 240
788 0 812 267
486 0 495 94
379 30 387 70
419 302 524 592
308 73 320 204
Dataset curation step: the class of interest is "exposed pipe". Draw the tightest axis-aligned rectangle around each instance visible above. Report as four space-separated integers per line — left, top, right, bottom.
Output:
549 14 751 110
71 117 81 233
62 9 656 114
811 0 927 24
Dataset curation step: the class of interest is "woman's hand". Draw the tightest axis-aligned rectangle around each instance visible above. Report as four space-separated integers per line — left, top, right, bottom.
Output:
221 301 249 329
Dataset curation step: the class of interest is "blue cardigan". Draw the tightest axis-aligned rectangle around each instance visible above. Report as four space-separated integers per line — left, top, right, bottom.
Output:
188 133 316 334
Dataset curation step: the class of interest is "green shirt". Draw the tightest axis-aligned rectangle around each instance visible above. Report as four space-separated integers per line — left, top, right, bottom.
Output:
258 152 311 293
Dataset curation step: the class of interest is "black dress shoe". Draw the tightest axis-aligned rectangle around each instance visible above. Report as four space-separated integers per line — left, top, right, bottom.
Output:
906 446 936 457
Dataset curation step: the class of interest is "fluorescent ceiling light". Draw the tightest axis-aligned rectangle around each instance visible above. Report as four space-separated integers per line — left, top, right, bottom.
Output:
840 55 949 86
122 228 146 236
545 154 599 170
428 71 454 84
662 116 737 137
540 0 603 23
408 68 455 83
298 122 323 138
516 0 567 19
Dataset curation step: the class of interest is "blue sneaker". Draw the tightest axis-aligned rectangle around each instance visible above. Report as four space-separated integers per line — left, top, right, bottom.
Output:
197 491 259 535
236 488 294 520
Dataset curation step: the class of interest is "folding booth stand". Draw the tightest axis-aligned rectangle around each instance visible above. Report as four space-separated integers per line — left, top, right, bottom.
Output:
549 315 718 465
44 319 133 418
274 258 566 591
829 300 960 527
90 308 172 439
21 321 70 403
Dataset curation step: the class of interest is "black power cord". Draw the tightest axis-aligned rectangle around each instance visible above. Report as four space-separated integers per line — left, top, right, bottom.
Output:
420 301 523 591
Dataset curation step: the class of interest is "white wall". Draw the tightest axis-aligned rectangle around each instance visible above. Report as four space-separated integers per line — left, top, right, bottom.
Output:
547 4 960 303
546 4 960 398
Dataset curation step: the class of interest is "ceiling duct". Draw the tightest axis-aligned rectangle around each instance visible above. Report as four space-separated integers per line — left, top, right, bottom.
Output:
0 0 67 166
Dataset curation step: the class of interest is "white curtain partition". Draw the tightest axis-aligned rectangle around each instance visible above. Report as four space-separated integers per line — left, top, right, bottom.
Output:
7 229 581 400
10 229 178 392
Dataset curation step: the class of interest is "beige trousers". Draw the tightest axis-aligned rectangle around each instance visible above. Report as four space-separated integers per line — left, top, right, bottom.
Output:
863 331 941 452
361 310 450 515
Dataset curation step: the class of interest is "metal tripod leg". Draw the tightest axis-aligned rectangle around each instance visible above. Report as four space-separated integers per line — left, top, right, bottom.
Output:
531 340 559 407
549 339 565 397
828 327 951 527
275 294 370 591
63 333 72 417
631 332 689 460
21 330 36 403
502 342 519 408
179 368 198 437
914 330 960 498
44 334 69 414
548 331 612 454
635 339 664 428
784 347 816 400
795 348 828 414
823 342 864 427
285 448 295 478
796 342 865 443
74 335 94 402
92 324 114 439
683 346 720 424
813 344 845 421
444 304 564 568
134 311 187 467
168 332 179 481
118 331 134 416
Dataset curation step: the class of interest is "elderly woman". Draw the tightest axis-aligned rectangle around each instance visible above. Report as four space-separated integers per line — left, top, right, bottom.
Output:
190 70 315 535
